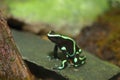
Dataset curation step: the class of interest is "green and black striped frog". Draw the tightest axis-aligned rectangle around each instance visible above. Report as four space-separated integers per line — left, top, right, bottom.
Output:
47 31 86 70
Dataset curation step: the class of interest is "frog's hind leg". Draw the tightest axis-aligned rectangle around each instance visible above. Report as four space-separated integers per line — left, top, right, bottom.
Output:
79 56 86 65
53 60 68 70
73 56 86 68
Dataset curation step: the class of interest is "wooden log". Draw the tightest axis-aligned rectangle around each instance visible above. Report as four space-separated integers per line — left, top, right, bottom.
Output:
0 12 34 80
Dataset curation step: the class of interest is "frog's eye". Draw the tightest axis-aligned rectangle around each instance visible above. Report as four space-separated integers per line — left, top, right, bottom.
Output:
61 46 66 51
49 31 55 34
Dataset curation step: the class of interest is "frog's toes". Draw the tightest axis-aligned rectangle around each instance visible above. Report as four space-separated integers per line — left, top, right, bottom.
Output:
52 65 62 70
47 55 60 61
81 60 86 65
47 55 52 61
53 66 63 70
73 64 80 68
74 64 79 67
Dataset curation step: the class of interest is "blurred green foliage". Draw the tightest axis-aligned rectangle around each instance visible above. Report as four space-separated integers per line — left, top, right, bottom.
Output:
6 0 109 26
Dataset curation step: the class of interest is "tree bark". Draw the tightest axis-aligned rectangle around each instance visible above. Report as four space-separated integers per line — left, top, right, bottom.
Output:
0 13 34 80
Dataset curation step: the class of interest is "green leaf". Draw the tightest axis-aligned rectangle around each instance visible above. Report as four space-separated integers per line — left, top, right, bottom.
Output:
12 30 120 80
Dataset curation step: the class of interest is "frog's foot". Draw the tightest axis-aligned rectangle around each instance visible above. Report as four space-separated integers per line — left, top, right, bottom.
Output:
53 60 68 70
74 64 80 68
73 61 85 68
47 55 60 61
47 55 54 60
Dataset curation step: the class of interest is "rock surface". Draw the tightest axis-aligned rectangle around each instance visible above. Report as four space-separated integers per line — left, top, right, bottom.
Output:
12 30 120 80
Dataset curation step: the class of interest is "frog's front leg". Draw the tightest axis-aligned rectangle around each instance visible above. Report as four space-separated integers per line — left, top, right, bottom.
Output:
53 60 68 70
53 44 59 59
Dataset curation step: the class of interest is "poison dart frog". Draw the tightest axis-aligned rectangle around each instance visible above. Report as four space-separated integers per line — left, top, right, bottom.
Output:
47 31 86 70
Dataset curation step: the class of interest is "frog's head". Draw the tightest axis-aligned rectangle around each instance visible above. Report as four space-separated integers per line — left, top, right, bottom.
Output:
47 31 62 44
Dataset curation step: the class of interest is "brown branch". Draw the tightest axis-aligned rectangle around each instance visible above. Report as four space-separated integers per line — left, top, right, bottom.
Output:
0 12 34 80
